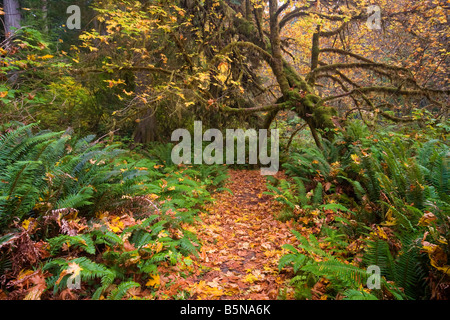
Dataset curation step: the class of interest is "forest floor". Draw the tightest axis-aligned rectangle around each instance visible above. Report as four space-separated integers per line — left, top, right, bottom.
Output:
155 170 300 300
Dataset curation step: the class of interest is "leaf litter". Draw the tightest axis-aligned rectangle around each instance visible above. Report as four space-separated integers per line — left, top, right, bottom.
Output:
155 170 299 300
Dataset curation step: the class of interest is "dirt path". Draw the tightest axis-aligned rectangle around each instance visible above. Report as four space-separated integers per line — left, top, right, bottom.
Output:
157 169 298 300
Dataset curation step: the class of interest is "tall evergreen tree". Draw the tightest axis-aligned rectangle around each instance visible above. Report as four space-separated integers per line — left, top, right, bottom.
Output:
2 0 21 36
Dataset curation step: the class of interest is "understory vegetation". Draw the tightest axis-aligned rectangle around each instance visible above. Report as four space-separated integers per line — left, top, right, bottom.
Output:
1 0 449 301
0 122 228 299
269 120 449 300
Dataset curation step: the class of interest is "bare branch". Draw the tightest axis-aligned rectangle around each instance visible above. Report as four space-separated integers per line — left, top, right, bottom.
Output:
319 48 376 64
275 1 291 18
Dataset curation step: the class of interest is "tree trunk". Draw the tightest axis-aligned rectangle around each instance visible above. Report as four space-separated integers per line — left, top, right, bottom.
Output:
133 108 157 144
132 72 158 144
3 0 21 36
42 0 48 34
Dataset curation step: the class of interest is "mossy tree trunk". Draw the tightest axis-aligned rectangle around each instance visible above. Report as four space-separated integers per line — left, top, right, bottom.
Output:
261 1 336 148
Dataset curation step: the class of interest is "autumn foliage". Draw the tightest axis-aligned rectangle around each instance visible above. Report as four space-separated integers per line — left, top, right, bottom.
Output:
1 0 449 301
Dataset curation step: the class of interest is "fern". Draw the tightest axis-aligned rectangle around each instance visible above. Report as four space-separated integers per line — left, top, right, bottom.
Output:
91 230 124 246
0 123 38 166
363 239 394 279
392 233 427 300
302 260 369 287
312 182 323 206
131 229 154 248
278 253 306 273
292 177 308 207
0 160 44 221
362 232 427 299
55 186 95 209
179 235 199 257
47 234 96 255
0 123 155 229
343 289 378 300
43 256 117 294
107 281 140 300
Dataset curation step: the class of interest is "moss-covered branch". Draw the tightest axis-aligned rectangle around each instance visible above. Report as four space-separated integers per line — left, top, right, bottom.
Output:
309 26 321 86
220 102 289 114
319 48 377 64
212 41 274 65
320 86 437 103
309 62 411 77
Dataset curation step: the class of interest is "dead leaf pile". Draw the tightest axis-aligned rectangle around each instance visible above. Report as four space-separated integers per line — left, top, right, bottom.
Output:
156 170 299 300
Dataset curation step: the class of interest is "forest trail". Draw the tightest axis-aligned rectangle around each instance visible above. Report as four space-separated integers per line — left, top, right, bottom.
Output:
157 170 298 300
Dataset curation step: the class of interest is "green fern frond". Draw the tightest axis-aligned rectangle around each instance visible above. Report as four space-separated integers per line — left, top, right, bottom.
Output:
301 259 369 287
363 239 394 279
392 233 426 300
107 281 140 300
179 236 199 257
312 182 323 206
343 289 378 300
47 234 96 255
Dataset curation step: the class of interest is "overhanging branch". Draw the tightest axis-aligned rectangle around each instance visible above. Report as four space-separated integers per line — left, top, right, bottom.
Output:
220 102 288 114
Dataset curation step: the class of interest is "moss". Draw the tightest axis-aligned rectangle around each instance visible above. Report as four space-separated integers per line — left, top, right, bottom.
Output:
301 94 320 109
233 16 257 39
283 63 313 92
312 105 337 128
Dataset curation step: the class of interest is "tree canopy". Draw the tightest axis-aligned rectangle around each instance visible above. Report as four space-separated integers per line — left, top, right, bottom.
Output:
0 0 449 302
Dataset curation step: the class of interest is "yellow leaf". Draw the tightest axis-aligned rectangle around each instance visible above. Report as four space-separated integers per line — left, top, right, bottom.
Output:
243 273 258 284
40 54 54 60
18 269 34 280
108 216 124 233
24 288 43 300
21 218 36 231
22 219 31 230
433 264 450 276
351 154 361 165
418 211 437 226
217 62 229 74
157 230 169 238
376 226 388 240
216 74 227 83
155 242 163 253
148 194 159 201
146 274 160 287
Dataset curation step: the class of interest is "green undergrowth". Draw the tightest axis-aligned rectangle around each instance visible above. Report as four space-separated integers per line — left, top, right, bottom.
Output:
269 120 449 300
0 122 229 300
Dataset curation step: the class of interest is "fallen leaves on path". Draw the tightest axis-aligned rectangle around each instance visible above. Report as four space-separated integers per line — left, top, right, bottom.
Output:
156 170 299 300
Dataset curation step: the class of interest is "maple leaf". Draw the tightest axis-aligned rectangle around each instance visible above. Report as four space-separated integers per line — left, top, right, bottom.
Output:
418 211 437 226
243 273 258 284
39 54 54 60
351 154 361 165
107 216 125 233
146 274 161 287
